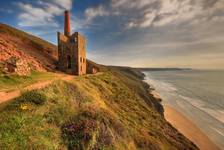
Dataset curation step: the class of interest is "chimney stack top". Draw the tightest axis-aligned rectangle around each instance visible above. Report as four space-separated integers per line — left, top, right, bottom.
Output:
64 10 71 36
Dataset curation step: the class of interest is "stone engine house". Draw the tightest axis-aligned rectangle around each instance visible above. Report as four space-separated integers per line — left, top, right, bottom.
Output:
58 10 86 75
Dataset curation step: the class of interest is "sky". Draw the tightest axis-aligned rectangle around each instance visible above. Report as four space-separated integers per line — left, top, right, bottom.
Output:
0 0 224 69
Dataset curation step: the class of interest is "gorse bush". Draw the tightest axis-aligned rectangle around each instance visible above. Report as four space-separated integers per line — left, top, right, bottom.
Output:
5 90 47 110
17 90 47 105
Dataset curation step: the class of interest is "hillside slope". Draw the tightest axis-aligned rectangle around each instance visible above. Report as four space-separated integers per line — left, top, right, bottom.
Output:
0 67 198 150
0 23 103 73
0 23 58 71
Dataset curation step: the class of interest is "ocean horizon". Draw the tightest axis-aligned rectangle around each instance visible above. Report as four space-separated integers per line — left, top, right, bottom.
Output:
144 69 224 149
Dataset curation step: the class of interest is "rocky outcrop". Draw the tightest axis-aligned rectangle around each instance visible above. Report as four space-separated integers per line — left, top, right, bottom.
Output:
4 57 31 76
0 23 57 72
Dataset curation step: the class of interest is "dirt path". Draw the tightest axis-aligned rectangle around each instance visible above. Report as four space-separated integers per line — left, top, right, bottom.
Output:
0 75 74 104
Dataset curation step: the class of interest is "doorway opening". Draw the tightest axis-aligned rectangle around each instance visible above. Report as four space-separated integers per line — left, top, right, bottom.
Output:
67 55 71 69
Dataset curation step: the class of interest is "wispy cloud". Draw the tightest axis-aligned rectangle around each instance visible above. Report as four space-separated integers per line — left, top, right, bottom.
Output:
45 0 72 10
84 0 224 29
85 5 109 22
17 0 72 27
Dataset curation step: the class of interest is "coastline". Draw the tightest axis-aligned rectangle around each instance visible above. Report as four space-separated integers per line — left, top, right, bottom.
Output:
164 105 220 150
149 89 220 150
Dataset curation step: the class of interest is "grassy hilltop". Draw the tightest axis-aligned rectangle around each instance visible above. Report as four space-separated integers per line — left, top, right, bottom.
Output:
0 24 198 150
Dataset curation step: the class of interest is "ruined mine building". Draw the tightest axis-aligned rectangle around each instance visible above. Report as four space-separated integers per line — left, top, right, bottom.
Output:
58 10 86 75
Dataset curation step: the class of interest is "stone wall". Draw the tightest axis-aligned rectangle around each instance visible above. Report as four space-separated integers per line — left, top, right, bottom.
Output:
86 61 99 74
77 33 86 75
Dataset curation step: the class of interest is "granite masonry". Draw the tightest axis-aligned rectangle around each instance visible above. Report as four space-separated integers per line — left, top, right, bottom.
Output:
58 11 86 75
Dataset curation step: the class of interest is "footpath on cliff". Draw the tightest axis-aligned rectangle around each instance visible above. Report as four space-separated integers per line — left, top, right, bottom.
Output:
0 73 74 104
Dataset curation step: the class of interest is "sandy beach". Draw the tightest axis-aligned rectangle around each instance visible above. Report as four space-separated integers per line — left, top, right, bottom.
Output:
164 105 220 150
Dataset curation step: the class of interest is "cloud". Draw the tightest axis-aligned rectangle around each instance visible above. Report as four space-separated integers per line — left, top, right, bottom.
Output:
124 0 223 28
46 0 73 10
84 0 224 29
17 0 72 27
126 9 157 29
111 0 156 9
17 2 58 27
85 5 109 22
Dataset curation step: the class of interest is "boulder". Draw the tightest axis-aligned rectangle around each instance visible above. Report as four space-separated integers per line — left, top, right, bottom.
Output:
4 56 31 76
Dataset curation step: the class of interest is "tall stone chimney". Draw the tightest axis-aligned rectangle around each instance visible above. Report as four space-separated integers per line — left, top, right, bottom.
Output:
64 10 71 36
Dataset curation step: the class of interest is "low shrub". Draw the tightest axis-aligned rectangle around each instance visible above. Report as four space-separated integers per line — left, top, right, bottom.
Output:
97 123 114 147
62 118 98 150
134 135 159 150
5 90 47 110
17 90 47 105
61 109 126 150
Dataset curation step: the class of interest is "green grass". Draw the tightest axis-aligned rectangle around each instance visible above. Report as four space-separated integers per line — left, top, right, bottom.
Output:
0 81 77 150
0 71 58 92
0 68 198 150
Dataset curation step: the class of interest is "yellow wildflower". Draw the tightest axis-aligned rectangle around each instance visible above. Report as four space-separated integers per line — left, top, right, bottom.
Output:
20 104 29 110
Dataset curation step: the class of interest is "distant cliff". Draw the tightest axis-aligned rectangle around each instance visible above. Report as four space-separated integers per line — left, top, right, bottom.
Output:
137 67 192 71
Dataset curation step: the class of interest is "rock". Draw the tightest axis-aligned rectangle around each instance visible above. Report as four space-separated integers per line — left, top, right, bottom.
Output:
4 56 31 76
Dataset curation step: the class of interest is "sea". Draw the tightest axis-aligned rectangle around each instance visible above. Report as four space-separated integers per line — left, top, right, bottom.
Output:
144 70 224 149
